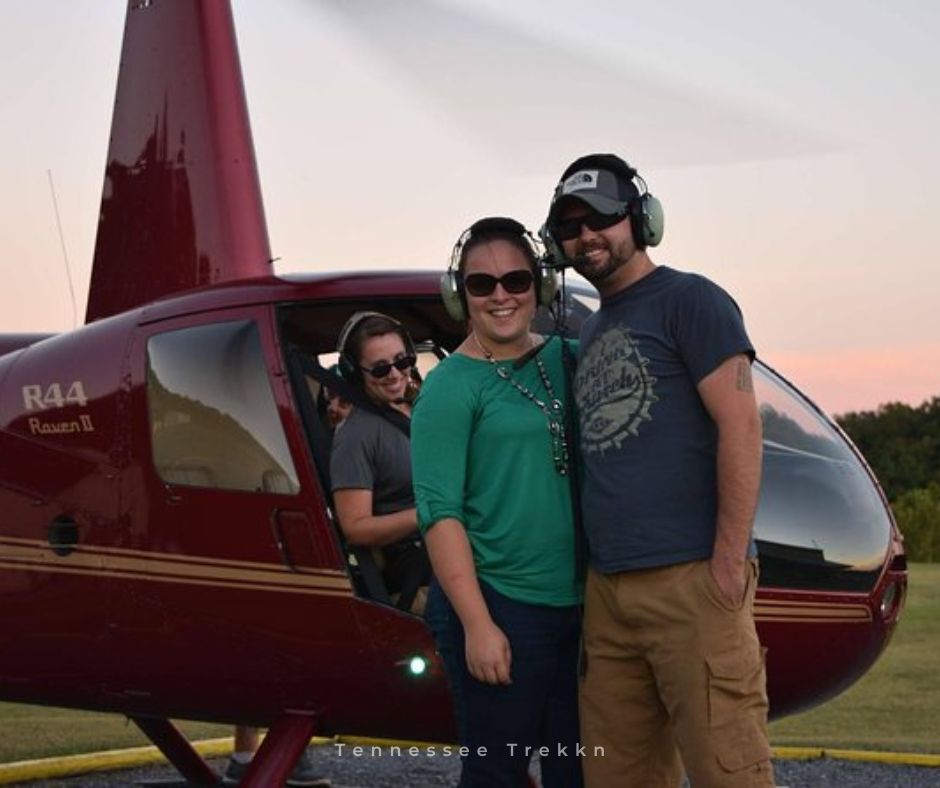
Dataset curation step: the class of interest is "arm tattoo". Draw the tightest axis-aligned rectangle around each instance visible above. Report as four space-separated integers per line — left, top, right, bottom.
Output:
735 358 754 393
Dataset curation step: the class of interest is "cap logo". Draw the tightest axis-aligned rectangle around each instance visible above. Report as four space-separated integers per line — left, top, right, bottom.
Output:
561 169 599 195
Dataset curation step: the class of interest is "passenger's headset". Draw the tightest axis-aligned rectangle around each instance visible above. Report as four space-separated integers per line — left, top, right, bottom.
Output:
336 311 417 383
541 155 665 262
440 217 558 323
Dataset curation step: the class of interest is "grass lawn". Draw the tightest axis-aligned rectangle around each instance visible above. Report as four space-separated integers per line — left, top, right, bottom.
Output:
770 562 940 753
0 706 229 763
1 565 937 763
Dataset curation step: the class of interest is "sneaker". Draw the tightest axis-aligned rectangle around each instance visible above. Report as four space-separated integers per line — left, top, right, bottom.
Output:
222 757 249 785
286 750 331 787
222 751 331 787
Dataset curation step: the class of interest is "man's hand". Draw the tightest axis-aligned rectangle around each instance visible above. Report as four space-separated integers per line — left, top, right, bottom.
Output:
710 552 748 608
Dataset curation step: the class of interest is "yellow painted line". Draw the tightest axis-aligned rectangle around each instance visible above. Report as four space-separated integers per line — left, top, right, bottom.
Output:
0 734 449 785
0 737 233 785
2 736 937 784
772 746 940 767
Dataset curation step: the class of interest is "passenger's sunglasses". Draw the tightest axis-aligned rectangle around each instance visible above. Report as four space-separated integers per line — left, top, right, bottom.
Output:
463 269 534 297
551 210 625 241
361 354 416 379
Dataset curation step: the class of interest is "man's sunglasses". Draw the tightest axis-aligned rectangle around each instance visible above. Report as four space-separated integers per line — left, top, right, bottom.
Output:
463 269 534 297
551 210 625 241
361 354 416 379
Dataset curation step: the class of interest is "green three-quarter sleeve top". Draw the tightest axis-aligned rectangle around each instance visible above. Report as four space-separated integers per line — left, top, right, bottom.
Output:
411 336 582 607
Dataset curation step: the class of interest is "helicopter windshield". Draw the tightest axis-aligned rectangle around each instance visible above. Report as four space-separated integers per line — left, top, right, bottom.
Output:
752 364 892 591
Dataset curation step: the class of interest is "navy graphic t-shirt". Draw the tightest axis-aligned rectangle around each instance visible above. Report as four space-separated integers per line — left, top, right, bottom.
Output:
574 266 755 573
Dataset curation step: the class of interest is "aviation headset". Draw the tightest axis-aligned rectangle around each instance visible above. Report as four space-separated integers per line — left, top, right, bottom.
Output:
336 311 417 383
541 154 665 260
440 217 558 323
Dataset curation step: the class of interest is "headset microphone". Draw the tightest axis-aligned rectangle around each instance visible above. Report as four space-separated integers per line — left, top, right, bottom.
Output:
540 252 576 271
538 223 574 271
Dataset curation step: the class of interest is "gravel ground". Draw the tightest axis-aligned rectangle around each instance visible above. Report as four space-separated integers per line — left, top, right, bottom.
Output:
8 745 940 788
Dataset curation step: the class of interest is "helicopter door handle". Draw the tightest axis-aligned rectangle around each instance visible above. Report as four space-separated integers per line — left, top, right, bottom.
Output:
48 515 79 557
270 510 296 572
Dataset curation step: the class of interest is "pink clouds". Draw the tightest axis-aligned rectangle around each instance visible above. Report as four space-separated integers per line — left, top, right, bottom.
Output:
764 342 940 417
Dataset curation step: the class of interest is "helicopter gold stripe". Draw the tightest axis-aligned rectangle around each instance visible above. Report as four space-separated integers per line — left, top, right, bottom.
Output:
0 559 353 598
0 542 352 593
0 547 350 590
754 601 872 622
0 539 876 615
755 599 872 612
0 536 348 577
756 617 872 624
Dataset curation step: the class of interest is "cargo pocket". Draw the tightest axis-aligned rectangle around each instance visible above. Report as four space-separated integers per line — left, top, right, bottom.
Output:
706 644 771 773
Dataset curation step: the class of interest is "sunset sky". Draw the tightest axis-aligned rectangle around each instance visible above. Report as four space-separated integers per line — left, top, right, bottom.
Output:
1 0 937 416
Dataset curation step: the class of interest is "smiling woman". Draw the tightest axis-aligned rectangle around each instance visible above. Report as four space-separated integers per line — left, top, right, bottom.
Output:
330 311 431 614
412 216 584 787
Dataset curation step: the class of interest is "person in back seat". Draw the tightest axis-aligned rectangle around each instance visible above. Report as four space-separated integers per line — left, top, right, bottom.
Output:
315 363 353 431
330 311 430 613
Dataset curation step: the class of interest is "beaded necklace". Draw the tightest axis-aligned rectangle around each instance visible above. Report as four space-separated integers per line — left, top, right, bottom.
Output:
472 332 570 476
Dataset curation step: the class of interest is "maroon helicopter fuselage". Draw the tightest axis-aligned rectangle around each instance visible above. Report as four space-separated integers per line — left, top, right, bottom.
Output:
0 271 907 736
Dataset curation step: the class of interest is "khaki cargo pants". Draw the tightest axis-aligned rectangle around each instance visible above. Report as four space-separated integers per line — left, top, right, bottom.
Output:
580 560 774 787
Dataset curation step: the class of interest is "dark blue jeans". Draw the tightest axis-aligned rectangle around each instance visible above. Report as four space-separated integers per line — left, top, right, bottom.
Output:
426 579 584 788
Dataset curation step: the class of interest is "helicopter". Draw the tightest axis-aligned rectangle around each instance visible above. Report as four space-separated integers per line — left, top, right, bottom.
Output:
0 1 906 786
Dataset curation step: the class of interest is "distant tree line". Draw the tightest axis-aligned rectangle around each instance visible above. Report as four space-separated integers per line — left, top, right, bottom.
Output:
837 397 940 562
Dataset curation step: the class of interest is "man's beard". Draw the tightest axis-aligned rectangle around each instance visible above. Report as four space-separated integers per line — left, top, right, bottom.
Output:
572 242 630 283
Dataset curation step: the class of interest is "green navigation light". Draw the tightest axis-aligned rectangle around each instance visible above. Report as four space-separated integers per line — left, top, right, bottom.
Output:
408 655 428 676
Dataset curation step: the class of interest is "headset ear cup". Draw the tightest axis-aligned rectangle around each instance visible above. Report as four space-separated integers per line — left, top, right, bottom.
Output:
629 200 646 249
538 223 565 273
440 271 466 322
629 194 666 249
337 354 357 382
403 331 417 359
642 194 665 247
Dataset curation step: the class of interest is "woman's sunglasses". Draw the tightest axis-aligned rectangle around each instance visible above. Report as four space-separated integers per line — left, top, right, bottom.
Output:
361 354 416 379
551 210 625 241
463 269 534 297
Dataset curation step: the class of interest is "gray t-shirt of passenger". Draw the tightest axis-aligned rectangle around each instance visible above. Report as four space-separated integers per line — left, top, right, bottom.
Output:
330 406 414 515
574 266 755 573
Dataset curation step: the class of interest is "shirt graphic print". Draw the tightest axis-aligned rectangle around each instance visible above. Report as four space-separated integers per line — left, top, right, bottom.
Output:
575 325 658 453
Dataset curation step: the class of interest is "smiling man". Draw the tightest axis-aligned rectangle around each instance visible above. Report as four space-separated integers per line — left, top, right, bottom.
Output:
544 154 773 787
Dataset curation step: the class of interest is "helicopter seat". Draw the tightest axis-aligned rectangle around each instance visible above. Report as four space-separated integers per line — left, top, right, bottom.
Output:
159 465 216 487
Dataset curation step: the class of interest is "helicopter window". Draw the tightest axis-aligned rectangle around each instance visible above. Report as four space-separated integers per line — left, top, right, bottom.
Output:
147 320 300 494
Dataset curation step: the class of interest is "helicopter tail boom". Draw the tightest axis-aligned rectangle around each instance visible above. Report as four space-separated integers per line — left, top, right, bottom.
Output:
85 0 271 324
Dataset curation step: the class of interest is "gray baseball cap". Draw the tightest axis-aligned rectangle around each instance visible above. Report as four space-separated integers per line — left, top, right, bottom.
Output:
547 154 640 223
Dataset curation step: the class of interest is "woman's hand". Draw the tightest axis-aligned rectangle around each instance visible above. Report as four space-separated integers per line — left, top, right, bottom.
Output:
424 520 511 684
465 619 512 685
